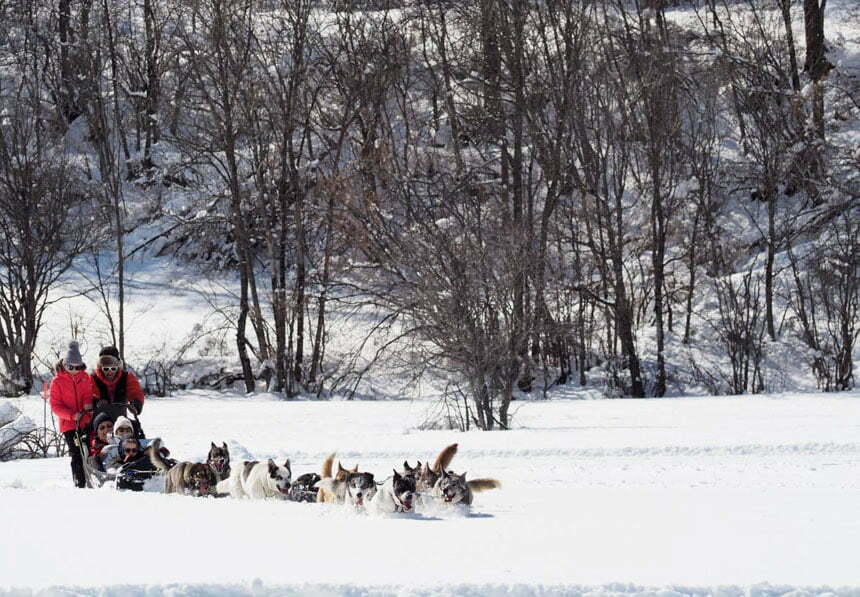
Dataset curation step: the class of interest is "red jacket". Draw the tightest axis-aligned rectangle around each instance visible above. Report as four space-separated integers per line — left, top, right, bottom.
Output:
50 370 95 434
90 435 109 459
91 369 145 412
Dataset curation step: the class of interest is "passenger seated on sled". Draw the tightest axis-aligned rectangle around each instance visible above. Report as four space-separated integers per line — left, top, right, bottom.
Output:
105 438 149 472
101 416 171 472
101 416 146 468
91 346 146 436
89 413 114 469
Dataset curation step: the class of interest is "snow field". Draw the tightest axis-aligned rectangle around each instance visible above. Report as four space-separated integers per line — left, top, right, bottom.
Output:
1 394 859 595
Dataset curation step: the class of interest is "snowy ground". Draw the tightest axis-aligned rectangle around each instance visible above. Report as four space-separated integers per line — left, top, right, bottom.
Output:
1 393 859 596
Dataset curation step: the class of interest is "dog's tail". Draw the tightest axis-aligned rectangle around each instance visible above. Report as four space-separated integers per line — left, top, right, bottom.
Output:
432 443 458 473
321 453 335 479
467 478 501 492
148 438 169 472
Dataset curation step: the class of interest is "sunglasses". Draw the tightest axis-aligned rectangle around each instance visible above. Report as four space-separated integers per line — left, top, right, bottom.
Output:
124 448 139 455
102 366 120 373
66 364 86 371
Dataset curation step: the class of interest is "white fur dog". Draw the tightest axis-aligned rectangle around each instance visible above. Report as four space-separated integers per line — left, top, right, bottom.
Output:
216 459 291 499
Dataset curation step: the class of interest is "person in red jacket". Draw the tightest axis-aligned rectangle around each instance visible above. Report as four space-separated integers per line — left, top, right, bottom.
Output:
91 346 145 415
49 341 95 488
89 412 114 460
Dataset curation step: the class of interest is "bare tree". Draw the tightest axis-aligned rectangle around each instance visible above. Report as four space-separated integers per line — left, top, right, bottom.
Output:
709 271 767 395
787 212 860 390
174 0 268 391
0 91 95 394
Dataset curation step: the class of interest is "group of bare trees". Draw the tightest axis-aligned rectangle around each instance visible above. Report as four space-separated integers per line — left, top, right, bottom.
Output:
0 0 858 427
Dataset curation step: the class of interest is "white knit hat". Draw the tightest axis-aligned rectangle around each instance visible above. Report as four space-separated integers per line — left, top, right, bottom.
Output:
114 416 134 435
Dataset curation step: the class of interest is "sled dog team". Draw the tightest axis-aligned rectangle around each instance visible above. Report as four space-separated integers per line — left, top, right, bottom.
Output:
147 439 501 513
48 340 500 511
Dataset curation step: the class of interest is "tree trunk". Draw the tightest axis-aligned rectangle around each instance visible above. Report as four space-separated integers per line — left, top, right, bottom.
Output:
779 0 802 92
804 0 831 139
293 190 306 387
310 194 335 385
650 185 667 396
142 0 160 170
765 187 777 341
114 186 124 359
236 271 255 392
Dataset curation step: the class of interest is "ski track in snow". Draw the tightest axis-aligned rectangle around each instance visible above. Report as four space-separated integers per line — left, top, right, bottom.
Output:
1 394 859 596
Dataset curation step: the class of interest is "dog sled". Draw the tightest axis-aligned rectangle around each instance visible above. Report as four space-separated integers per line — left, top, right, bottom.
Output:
76 403 171 492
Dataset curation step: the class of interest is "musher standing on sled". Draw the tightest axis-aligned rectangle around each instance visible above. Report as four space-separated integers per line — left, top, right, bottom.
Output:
91 346 146 437
49 341 95 488
91 346 145 415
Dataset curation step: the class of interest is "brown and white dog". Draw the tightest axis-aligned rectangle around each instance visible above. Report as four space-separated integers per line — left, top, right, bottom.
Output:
315 453 356 503
314 453 376 506
151 439 218 497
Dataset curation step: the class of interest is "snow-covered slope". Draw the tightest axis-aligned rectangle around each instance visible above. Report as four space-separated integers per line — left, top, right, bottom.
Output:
1 393 858 595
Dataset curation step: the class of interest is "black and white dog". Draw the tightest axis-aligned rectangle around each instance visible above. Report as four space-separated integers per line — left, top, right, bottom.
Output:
216 459 291 500
368 470 417 514
288 473 321 503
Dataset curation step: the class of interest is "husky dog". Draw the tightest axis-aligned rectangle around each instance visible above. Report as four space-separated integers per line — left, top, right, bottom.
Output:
316 453 358 503
151 439 218 497
207 442 231 483
216 458 291 499
401 460 422 483
344 471 377 507
416 443 458 492
315 469 377 507
288 472 322 503
368 470 417 514
431 469 501 506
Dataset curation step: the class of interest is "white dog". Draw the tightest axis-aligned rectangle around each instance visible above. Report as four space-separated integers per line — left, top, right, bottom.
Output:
216 459 291 499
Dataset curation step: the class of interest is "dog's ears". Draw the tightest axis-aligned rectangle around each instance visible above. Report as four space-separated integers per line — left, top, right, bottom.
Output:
403 460 411 471
284 459 291 470
268 459 278 475
211 442 216 450
222 442 229 453
393 470 401 481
